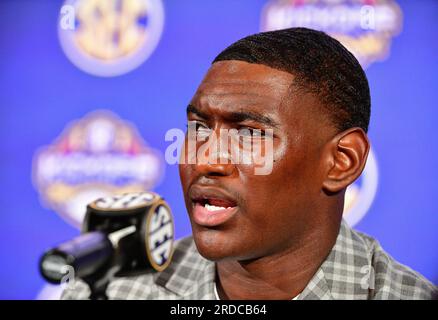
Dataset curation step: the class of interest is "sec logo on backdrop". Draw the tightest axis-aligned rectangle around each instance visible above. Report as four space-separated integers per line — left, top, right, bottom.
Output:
32 110 164 229
58 0 164 77
261 0 403 68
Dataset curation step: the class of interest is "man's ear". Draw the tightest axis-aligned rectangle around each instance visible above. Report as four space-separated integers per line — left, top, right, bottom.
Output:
322 127 370 193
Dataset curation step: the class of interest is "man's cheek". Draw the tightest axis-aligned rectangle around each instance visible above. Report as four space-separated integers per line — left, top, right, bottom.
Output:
179 161 193 178
228 133 276 176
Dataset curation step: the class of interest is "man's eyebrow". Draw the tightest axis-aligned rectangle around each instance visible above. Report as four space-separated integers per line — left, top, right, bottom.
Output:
226 111 278 128
186 104 208 119
186 104 278 128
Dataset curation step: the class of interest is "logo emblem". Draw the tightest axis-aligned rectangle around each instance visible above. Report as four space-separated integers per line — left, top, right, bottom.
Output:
261 0 403 68
58 0 164 76
32 110 164 228
145 200 174 271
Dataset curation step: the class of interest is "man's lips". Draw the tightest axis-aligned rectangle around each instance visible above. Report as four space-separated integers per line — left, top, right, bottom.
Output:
189 186 239 227
192 203 238 227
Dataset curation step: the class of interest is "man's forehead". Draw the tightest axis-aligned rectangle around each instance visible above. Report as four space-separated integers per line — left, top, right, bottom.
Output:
199 61 293 91
193 60 294 107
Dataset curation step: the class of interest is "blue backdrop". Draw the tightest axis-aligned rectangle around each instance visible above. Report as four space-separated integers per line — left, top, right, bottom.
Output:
0 0 437 299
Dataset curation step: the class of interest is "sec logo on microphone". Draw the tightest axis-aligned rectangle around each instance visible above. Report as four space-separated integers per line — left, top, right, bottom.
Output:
144 200 174 271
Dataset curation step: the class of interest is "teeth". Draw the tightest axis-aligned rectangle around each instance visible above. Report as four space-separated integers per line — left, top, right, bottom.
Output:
205 203 226 211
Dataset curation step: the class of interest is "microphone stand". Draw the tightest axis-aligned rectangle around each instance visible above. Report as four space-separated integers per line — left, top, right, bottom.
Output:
83 228 132 300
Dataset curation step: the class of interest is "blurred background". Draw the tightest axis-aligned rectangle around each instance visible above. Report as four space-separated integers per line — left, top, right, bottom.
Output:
0 0 437 299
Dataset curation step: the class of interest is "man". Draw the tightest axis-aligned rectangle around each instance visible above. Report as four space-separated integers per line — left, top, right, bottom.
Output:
63 28 437 300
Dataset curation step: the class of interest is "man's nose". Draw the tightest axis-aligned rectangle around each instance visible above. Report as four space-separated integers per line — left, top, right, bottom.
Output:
195 159 235 177
195 127 236 177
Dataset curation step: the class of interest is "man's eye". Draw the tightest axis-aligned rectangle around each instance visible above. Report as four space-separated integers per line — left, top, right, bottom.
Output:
187 120 207 130
238 127 265 137
187 121 211 136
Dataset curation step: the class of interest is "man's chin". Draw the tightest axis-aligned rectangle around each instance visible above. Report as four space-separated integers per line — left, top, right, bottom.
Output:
191 228 239 261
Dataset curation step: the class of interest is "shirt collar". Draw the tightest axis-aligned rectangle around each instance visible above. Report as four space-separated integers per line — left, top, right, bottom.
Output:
155 220 372 300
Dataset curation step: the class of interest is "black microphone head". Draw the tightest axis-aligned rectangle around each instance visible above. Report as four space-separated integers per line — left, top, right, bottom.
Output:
39 191 175 286
85 192 175 272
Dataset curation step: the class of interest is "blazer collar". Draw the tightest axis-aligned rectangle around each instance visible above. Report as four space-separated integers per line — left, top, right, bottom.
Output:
155 238 217 299
300 220 372 299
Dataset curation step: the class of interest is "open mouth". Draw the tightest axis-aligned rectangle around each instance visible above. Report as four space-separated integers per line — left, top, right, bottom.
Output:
194 198 237 212
189 188 239 227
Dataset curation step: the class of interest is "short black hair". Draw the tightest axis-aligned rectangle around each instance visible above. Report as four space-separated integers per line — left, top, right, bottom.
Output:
213 27 371 133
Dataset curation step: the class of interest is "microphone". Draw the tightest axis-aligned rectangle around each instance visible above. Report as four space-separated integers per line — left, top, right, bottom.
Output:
39 192 175 299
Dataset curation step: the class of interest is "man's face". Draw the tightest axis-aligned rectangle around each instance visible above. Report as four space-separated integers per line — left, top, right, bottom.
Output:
179 60 336 261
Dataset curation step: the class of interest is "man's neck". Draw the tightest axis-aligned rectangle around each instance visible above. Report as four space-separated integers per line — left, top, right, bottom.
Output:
215 226 339 300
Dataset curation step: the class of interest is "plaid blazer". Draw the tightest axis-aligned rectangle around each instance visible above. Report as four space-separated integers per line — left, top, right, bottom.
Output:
62 221 437 300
